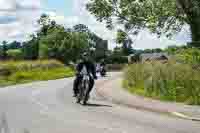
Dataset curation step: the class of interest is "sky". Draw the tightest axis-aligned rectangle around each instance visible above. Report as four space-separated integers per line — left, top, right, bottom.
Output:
0 0 191 50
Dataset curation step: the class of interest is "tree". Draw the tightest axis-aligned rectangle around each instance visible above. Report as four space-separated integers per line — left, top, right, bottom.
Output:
122 39 133 55
116 30 127 44
39 24 89 63
152 48 163 53
106 47 128 64
73 24 108 61
2 41 8 60
73 24 90 33
116 29 133 55
7 41 21 49
37 14 51 36
86 0 200 47
143 49 153 53
22 35 39 60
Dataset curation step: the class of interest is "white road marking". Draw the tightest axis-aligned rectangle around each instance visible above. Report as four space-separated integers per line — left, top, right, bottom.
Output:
171 112 190 119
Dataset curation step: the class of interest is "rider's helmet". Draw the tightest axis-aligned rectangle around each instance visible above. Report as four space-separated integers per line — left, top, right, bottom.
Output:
82 52 89 61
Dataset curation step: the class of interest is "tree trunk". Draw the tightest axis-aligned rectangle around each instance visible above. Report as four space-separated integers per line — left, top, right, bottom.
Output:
177 0 200 47
188 14 200 47
190 16 200 42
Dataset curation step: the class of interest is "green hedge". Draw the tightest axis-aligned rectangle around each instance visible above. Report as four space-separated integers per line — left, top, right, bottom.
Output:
123 62 200 105
175 48 200 64
105 55 128 64
106 64 127 71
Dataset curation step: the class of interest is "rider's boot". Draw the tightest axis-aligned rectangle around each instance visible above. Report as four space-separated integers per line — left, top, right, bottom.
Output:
73 93 77 97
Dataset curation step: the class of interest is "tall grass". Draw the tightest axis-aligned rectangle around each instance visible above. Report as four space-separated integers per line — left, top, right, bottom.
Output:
124 61 200 105
0 60 74 87
0 60 64 75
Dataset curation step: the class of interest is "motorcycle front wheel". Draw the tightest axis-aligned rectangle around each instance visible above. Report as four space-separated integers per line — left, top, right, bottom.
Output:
83 80 90 105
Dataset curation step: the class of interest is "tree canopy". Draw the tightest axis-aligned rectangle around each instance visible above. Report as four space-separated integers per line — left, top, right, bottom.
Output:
0 14 107 63
86 0 200 46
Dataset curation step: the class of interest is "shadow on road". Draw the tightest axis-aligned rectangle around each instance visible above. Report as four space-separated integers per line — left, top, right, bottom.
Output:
85 103 112 107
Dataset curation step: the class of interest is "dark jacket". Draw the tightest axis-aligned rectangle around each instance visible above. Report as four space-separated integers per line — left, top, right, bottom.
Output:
100 61 106 67
76 61 96 78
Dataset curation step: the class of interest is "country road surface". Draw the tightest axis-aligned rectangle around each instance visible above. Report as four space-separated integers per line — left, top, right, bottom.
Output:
0 73 199 133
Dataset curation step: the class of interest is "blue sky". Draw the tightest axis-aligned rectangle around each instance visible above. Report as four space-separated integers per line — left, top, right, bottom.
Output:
0 0 191 49
44 0 73 15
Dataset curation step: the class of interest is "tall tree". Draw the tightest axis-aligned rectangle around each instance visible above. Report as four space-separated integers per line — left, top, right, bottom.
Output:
39 24 89 63
22 35 39 60
7 41 21 49
2 41 8 60
37 14 51 36
86 0 200 47
116 29 133 55
73 24 90 33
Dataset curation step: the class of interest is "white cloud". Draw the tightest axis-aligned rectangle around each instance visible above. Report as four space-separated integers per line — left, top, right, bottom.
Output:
0 0 16 10
0 0 42 42
17 0 41 9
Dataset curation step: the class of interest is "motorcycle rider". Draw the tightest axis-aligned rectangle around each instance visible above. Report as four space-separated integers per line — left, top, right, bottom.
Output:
100 59 106 76
100 59 106 67
73 52 97 97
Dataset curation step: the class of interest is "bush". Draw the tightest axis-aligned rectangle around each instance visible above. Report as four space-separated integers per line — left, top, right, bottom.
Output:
175 48 200 64
0 67 12 76
106 54 128 64
124 62 200 105
106 64 127 71
7 49 23 60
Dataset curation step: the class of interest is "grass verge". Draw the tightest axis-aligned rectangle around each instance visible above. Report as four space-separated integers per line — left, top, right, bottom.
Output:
0 60 74 87
123 62 200 105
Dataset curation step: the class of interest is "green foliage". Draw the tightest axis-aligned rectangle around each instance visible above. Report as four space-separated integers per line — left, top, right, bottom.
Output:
106 64 127 71
0 60 74 87
7 49 23 60
0 60 64 74
142 48 163 53
7 41 21 49
22 35 39 60
124 62 200 105
116 29 133 56
106 53 128 64
87 0 200 45
87 0 182 37
164 46 200 64
175 48 200 64
8 67 74 83
116 29 127 44
1 14 106 63
39 26 89 63
37 15 98 63
73 24 89 32
1 41 8 60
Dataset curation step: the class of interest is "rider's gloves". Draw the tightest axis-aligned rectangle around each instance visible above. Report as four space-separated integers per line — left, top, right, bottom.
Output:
94 75 98 80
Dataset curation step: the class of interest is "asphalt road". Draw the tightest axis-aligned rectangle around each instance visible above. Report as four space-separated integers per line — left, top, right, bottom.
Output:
0 73 199 133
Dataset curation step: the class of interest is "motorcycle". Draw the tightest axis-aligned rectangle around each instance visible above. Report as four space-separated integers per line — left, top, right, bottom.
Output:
100 66 106 77
76 70 92 105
